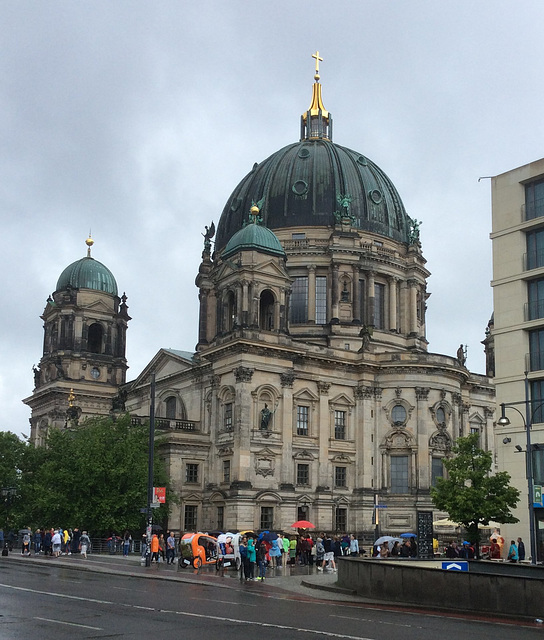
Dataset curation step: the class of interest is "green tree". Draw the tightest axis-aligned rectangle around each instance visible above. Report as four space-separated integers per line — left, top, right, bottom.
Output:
431 433 520 556
0 431 27 531
20 415 171 536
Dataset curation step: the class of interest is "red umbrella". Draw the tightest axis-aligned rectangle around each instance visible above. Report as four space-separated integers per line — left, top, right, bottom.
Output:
291 520 315 529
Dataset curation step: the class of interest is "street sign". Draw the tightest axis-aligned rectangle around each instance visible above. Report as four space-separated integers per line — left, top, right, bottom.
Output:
534 485 542 506
442 561 469 571
375 505 388 508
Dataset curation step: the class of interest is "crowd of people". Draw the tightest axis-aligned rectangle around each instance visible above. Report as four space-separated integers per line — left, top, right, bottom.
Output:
0 527 92 557
236 532 363 581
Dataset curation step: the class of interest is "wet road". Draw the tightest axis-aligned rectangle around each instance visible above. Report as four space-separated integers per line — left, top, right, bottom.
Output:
0 560 541 639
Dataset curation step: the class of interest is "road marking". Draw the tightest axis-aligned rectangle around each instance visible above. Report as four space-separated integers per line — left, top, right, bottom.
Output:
34 617 102 630
2 584 374 640
331 614 420 629
190 596 257 607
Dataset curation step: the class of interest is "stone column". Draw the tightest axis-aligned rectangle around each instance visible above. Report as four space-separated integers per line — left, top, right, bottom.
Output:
198 288 209 345
388 277 397 332
280 372 295 484
308 266 316 324
367 271 375 327
331 265 340 321
408 280 418 334
242 280 249 327
233 366 254 483
352 266 361 323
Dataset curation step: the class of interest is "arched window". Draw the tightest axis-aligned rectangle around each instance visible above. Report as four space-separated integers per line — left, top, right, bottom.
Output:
87 323 103 354
225 291 236 332
165 396 177 419
259 290 275 330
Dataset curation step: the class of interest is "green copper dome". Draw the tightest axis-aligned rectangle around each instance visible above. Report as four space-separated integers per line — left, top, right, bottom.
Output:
222 221 286 259
216 139 411 251
56 256 118 296
216 72 411 251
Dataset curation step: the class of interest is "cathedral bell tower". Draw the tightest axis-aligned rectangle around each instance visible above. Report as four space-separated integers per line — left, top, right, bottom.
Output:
24 237 131 444
195 205 290 351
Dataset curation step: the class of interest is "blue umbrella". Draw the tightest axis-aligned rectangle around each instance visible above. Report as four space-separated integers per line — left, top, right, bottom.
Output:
264 532 278 542
400 532 417 538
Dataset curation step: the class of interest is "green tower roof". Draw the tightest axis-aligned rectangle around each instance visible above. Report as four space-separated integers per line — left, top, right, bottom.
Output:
56 238 118 296
222 218 286 259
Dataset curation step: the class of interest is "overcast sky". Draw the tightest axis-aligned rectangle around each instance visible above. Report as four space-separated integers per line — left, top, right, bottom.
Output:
2 1 542 437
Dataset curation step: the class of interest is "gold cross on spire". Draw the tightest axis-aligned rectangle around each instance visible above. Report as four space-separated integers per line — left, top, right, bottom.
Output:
312 50 323 80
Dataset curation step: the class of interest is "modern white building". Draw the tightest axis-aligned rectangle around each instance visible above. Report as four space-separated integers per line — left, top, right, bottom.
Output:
491 158 544 561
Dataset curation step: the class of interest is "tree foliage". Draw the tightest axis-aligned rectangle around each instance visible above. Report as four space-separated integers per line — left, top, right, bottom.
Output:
6 415 170 536
431 433 520 546
0 431 27 530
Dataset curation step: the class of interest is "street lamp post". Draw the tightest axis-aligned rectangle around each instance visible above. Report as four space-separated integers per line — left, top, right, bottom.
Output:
145 372 156 567
498 372 538 565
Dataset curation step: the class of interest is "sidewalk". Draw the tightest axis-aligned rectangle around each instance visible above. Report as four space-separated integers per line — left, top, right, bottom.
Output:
2 552 360 602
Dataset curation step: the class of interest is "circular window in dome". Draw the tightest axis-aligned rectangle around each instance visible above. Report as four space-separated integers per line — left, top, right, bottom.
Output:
298 148 311 159
369 189 383 204
292 180 309 196
391 404 407 425
357 155 368 166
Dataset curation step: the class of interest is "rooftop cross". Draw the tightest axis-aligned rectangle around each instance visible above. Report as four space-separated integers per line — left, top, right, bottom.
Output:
312 50 323 80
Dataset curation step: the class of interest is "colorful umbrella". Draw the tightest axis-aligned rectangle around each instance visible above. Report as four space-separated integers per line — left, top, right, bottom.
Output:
291 520 315 529
400 533 417 538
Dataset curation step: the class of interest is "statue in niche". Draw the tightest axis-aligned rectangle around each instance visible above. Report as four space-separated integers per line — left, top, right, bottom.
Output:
260 403 276 430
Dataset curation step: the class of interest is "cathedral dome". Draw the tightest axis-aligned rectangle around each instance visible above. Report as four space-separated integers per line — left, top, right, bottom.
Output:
56 238 118 296
215 69 411 253
222 216 286 259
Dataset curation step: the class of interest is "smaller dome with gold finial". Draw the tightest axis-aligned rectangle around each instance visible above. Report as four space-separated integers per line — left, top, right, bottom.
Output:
56 237 118 296
222 206 285 260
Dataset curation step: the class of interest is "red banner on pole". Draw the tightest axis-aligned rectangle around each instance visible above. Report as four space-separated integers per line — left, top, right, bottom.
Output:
153 487 166 503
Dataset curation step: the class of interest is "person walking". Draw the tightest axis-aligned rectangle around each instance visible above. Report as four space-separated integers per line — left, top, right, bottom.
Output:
281 533 289 569
257 540 268 580
33 529 42 555
71 528 81 555
22 530 31 556
123 530 131 558
517 537 526 561
247 537 256 580
508 539 519 562
150 533 160 563
52 529 62 557
158 534 166 562
315 537 325 571
239 536 249 581
349 534 359 557
80 531 91 558
166 532 176 564
323 534 336 572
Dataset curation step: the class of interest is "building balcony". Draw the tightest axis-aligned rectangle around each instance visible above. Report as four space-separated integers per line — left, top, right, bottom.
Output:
522 200 544 222
523 250 544 271
525 300 544 321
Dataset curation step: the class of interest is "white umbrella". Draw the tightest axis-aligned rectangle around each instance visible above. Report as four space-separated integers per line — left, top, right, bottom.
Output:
374 535 398 546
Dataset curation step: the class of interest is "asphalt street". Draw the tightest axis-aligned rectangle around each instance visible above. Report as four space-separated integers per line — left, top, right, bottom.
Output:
0 554 542 639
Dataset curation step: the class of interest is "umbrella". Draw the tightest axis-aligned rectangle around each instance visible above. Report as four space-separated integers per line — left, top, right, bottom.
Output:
400 533 417 538
374 535 397 546
264 532 278 542
291 520 315 529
